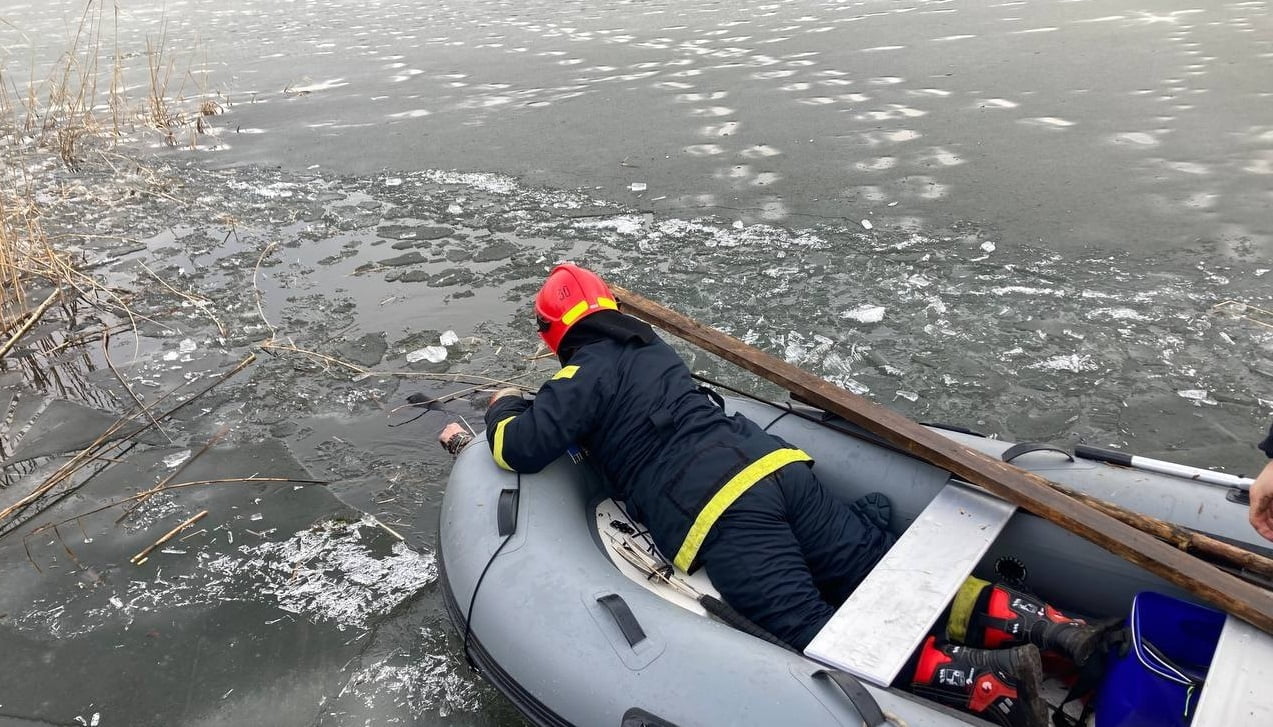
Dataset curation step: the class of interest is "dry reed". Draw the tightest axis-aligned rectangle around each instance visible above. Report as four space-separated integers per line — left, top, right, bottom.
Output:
0 0 226 367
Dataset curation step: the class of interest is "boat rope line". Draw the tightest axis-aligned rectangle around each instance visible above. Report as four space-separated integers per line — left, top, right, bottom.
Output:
463 472 521 673
760 407 793 433
608 499 658 554
691 371 998 466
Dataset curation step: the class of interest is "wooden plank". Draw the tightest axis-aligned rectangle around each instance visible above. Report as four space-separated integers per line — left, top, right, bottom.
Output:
612 286 1273 635
804 483 1016 686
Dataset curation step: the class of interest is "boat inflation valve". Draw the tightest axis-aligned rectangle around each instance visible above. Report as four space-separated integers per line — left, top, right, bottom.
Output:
994 556 1029 589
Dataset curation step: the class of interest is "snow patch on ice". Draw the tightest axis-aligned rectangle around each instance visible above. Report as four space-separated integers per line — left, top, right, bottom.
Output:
574 214 647 235
840 304 886 324
1027 354 1097 373
163 450 192 469
1088 307 1150 321
982 286 1066 297
1177 389 1218 406
335 636 481 716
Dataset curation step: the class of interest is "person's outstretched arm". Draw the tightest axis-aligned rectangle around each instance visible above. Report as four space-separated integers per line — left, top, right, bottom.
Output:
1250 421 1273 542
482 361 605 473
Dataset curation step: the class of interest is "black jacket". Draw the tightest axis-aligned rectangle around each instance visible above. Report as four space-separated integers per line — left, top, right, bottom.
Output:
1261 420 1273 459
484 315 799 565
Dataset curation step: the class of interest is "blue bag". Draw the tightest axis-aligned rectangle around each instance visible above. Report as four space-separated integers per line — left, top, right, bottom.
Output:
1096 591 1225 727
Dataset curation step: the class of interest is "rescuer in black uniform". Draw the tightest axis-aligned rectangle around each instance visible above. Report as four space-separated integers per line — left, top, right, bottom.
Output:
437 264 1106 727
480 264 894 651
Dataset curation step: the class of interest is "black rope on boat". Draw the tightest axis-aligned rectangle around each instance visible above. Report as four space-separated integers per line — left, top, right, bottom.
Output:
761 408 792 432
691 372 922 461
462 472 520 673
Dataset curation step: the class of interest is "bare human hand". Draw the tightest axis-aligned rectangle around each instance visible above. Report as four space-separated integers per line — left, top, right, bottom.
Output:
1250 460 1273 542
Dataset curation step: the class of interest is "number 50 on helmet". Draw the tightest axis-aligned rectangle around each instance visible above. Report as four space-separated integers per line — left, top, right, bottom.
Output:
535 264 618 353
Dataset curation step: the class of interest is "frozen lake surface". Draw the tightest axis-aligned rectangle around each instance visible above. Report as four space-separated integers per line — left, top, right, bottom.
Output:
0 0 1271 725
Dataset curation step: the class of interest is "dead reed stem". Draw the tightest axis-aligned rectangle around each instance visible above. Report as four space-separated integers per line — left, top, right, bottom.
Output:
117 425 229 523
258 340 538 389
0 288 62 360
101 327 172 443
1212 300 1273 332
27 476 329 542
130 509 208 565
0 353 255 531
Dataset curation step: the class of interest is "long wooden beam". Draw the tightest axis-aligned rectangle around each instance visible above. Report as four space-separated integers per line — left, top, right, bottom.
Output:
612 286 1273 634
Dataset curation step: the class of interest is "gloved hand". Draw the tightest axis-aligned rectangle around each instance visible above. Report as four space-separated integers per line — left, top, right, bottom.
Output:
488 387 522 407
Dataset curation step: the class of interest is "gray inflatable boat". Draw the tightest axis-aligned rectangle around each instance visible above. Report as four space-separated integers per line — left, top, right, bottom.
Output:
439 394 1273 726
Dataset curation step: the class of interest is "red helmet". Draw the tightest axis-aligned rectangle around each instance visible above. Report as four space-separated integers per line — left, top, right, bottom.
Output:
534 264 617 353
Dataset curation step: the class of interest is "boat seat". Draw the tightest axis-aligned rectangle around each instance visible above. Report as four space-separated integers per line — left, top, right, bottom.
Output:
1191 615 1273 725
804 481 1017 687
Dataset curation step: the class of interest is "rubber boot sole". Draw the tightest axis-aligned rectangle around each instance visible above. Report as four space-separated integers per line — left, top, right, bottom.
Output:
1008 645 1049 727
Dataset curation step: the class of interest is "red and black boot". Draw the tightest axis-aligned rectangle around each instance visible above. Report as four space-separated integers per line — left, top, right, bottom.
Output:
959 579 1101 667
911 636 1048 727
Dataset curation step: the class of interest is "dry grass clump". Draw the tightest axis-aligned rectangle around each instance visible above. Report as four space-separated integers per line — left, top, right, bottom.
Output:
0 0 229 361
0 163 72 339
1 1 225 165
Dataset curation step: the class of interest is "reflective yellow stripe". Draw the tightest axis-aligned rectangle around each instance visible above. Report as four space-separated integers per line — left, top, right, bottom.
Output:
672 448 813 572
561 297 618 326
560 300 590 325
492 416 516 471
947 576 991 644
552 365 580 380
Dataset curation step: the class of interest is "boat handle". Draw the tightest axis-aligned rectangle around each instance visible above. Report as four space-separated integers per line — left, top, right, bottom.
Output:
497 488 519 536
1001 442 1074 464
596 593 647 647
812 669 887 727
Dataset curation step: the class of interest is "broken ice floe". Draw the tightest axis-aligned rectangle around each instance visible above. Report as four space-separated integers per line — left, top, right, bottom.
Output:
1088 307 1150 321
840 304 886 324
439 330 459 347
162 450 192 469
1177 389 1218 406
13 517 437 638
574 214 647 235
1026 354 1098 373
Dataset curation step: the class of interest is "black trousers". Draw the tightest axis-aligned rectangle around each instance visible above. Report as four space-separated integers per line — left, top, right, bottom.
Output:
697 464 895 650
